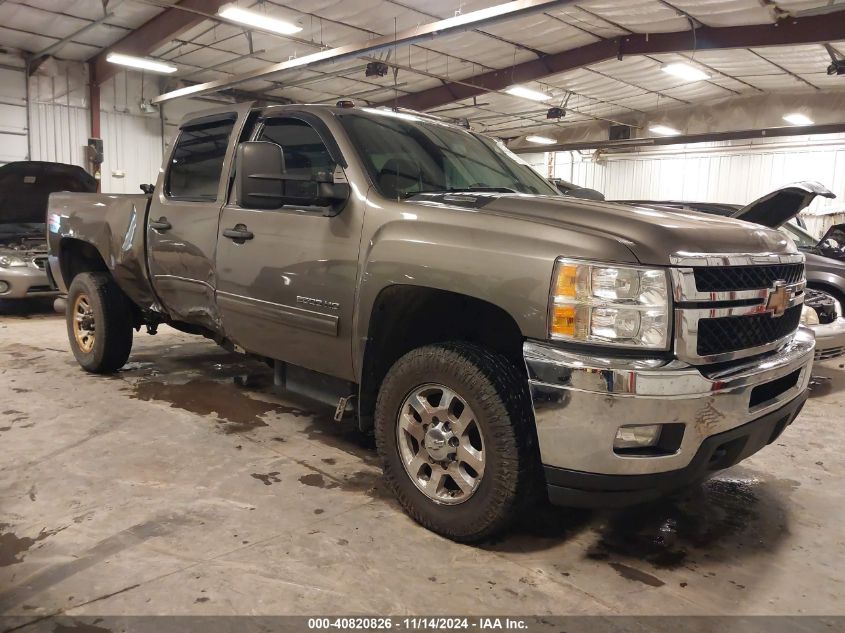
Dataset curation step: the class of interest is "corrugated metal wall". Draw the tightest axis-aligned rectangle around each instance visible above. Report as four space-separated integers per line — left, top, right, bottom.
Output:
0 62 30 165
23 60 165 193
545 135 845 236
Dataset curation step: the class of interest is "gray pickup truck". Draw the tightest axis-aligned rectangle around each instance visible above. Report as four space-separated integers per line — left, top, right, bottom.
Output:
47 102 815 541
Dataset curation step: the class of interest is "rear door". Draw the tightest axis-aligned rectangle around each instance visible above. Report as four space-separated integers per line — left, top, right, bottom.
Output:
214 113 362 381
147 104 251 332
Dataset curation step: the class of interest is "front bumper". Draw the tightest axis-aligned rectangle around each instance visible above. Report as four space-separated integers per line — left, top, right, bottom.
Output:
525 328 815 507
0 262 58 299
812 317 845 361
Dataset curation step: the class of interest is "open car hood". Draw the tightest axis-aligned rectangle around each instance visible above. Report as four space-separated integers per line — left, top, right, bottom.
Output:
0 161 96 224
820 223 845 246
731 181 836 228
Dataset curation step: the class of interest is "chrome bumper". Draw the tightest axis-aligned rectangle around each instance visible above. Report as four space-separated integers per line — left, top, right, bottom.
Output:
812 317 845 360
524 327 815 477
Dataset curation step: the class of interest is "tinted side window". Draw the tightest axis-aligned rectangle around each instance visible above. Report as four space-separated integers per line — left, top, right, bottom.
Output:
257 118 336 204
167 118 235 201
258 119 335 179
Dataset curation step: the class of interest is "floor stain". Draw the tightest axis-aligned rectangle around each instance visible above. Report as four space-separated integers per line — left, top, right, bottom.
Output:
0 524 67 567
251 472 281 486
608 562 666 587
298 473 339 489
130 379 313 434
585 475 790 569
53 621 114 633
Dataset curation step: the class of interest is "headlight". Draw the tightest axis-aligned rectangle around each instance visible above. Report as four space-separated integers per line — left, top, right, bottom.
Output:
0 255 27 268
800 305 820 326
549 258 670 349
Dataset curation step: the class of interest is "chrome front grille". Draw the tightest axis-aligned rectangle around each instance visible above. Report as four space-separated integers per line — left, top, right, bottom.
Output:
696 304 803 356
693 263 804 292
670 252 806 364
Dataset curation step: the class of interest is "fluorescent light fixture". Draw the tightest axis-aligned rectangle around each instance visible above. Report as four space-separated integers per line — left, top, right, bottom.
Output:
783 112 814 126
661 62 710 82
218 4 302 35
506 85 549 102
649 124 681 136
106 53 177 74
526 135 556 145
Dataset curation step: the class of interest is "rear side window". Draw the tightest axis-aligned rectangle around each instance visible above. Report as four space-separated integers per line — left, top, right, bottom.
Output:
166 117 235 201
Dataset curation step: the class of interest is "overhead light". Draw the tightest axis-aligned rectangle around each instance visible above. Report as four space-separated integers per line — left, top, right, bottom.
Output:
506 85 549 102
526 135 556 145
649 124 681 136
218 4 302 35
783 112 814 126
106 53 177 74
661 62 710 82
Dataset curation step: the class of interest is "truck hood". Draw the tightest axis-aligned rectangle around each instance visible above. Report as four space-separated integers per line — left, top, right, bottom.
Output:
0 161 97 224
408 192 795 265
730 181 836 228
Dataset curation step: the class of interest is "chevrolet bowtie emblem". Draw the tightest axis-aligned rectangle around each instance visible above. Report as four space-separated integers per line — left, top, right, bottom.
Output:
765 281 790 317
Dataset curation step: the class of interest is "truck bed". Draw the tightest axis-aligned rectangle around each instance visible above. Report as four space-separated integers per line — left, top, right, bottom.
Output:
47 192 160 312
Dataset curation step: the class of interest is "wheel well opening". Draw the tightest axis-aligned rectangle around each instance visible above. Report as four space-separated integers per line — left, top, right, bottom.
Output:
359 285 525 429
59 239 108 287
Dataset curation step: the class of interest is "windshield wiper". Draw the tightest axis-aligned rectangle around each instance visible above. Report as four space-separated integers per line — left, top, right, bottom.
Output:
417 186 518 195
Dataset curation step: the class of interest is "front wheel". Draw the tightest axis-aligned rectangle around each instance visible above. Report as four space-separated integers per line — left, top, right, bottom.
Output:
374 342 540 542
66 272 133 373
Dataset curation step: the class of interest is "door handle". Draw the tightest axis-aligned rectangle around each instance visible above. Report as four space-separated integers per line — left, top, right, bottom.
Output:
149 217 172 231
222 225 254 241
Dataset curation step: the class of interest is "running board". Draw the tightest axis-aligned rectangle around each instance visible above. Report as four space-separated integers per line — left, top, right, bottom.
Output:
273 360 356 422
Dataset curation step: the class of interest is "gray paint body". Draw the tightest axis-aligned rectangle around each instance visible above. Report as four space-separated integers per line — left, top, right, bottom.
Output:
46 104 796 385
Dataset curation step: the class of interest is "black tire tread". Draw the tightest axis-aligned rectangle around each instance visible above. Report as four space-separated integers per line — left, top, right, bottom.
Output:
374 341 541 542
66 272 133 373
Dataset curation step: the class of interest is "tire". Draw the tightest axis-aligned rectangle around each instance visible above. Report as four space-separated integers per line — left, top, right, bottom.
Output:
374 342 540 542
66 272 133 373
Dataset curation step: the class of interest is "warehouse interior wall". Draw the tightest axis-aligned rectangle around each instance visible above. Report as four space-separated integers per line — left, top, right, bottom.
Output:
4 54 246 195
527 134 845 237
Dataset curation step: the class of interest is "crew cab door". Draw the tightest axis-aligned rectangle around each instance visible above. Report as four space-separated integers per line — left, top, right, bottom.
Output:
147 106 248 332
214 114 362 381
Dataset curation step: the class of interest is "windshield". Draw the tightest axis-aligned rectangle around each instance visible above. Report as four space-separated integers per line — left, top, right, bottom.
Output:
780 221 818 250
339 110 558 199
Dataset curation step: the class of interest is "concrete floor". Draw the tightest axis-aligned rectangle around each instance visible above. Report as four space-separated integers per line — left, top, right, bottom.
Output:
1 299 844 618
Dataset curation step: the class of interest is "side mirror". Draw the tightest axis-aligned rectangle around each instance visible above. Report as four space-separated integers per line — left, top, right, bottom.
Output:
236 141 349 215
821 238 841 251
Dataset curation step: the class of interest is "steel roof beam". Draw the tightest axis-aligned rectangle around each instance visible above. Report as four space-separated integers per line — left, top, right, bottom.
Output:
151 0 574 104
90 0 230 86
381 11 845 111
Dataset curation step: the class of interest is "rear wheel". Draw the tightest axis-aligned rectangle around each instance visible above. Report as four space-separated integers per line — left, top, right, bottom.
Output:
375 342 539 542
66 272 133 373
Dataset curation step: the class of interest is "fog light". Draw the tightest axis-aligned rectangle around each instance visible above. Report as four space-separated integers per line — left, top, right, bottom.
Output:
614 424 662 449
0 280 9 294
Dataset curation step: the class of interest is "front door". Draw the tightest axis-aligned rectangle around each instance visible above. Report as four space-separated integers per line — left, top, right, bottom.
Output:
147 109 242 331
215 115 363 381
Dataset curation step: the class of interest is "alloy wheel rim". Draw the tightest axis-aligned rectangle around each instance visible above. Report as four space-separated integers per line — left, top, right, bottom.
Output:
72 293 96 353
396 383 485 505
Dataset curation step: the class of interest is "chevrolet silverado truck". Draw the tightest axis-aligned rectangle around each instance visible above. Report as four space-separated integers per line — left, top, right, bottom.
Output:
47 103 815 542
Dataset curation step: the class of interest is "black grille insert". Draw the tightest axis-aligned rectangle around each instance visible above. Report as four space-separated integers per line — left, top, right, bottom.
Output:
694 264 804 292
749 369 801 409
697 304 802 357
